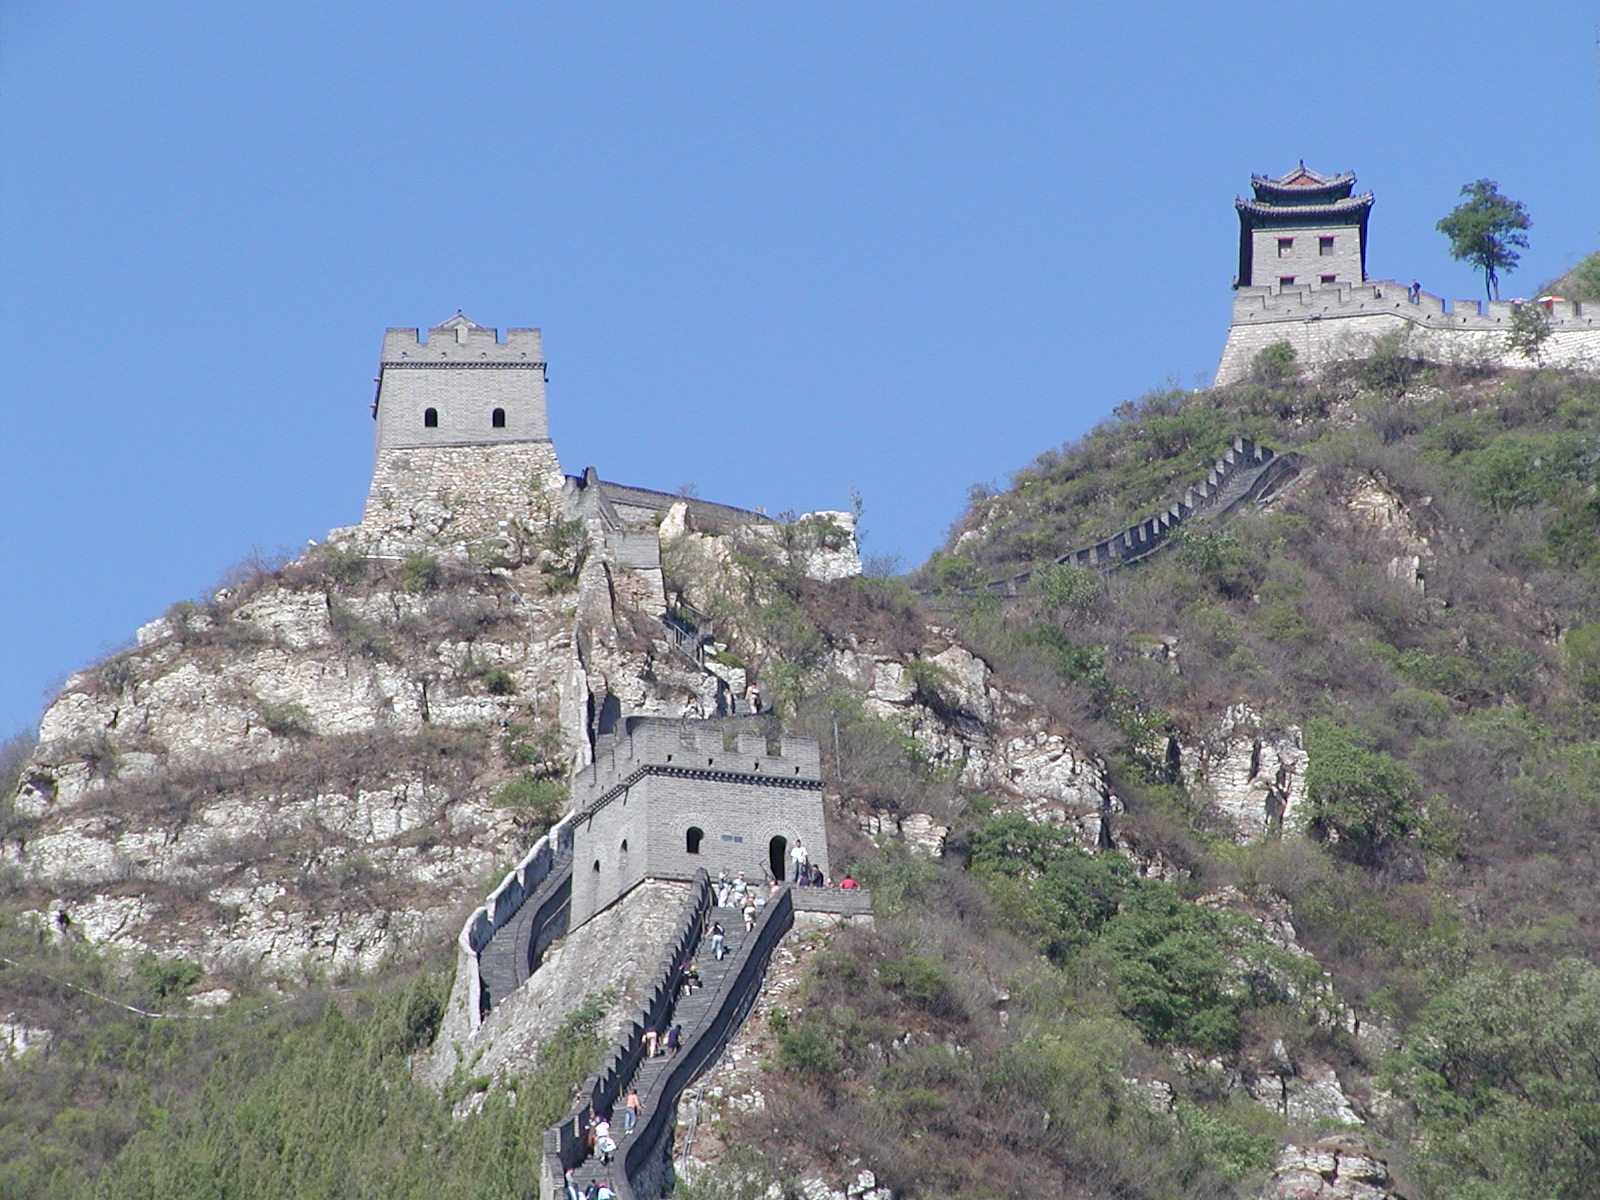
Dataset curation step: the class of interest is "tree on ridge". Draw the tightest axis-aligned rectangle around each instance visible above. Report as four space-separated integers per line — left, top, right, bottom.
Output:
1437 178 1531 301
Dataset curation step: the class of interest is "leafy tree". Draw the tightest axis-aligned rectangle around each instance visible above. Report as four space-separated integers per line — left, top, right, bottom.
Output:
1304 719 1422 863
1436 179 1530 301
1396 958 1600 1200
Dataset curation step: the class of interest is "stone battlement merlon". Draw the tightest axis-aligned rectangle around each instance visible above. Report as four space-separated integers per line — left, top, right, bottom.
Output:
381 321 544 365
574 718 821 808
1232 281 1599 330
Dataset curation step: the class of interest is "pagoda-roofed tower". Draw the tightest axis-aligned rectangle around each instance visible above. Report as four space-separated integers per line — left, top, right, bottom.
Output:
1236 164 1373 290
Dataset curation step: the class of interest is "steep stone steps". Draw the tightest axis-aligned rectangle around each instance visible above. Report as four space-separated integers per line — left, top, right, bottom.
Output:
565 903 755 1195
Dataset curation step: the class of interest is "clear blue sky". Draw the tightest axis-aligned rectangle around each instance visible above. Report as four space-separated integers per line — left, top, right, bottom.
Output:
3 4 1596 735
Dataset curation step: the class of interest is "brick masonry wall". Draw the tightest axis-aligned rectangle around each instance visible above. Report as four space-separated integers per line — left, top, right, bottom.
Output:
1250 226 1363 288
567 720 829 929
569 771 829 928
377 366 550 449
376 322 549 451
1217 282 1600 385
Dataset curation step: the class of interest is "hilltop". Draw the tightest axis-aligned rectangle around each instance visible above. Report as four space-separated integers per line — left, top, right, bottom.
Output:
4 330 1600 1200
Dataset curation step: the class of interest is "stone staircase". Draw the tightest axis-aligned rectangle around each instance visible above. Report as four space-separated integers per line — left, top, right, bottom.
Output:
563 901 762 1197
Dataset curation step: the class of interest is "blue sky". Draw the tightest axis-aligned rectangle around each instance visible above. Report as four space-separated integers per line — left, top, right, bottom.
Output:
2 3 1596 735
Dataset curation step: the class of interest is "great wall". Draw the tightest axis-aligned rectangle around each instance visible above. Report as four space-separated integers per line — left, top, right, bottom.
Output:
1216 280 1600 386
439 717 871 1200
961 436 1304 597
11 163 1598 1200
378 162 1600 1190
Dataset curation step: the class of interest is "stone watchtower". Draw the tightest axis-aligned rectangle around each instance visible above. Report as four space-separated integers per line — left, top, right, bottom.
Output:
359 315 564 548
1235 164 1373 291
567 718 830 929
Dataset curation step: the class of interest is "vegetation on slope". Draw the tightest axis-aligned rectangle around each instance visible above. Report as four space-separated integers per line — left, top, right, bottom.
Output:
0 910 606 1200
681 344 1600 1198
9 339 1600 1199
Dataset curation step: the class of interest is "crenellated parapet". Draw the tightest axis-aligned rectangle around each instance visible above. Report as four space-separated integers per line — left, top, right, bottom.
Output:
374 314 550 451
567 717 827 930
1217 282 1600 385
1230 281 1599 332
575 716 821 806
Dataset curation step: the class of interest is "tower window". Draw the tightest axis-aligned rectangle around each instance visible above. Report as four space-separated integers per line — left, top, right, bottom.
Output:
1319 236 1335 256
491 408 506 428
1320 274 1337 284
1277 238 1294 257
686 827 704 855
1279 277 1295 287
423 408 439 428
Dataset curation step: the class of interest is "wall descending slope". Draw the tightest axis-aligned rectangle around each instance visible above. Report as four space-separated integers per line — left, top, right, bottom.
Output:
961 437 1302 597
544 879 803 1200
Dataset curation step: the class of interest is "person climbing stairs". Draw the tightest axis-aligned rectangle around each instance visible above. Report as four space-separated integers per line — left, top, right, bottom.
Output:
565 897 756 1195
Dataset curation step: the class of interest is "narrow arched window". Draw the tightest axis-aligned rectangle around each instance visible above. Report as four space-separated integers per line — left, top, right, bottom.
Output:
686 827 704 855
423 408 439 428
491 408 506 428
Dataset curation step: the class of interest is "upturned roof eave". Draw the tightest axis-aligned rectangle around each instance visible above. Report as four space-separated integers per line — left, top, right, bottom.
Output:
1235 193 1374 222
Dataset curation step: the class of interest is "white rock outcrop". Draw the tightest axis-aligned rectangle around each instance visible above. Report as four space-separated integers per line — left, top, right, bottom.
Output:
1181 704 1309 843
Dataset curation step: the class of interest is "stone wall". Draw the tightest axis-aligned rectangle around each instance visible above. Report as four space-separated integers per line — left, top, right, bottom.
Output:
1217 281 1600 385
1249 227 1363 290
964 436 1298 595
351 441 565 554
375 320 548 451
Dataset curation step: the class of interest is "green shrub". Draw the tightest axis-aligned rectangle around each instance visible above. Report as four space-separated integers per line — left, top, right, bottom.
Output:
479 669 516 696
401 553 441 593
1032 562 1104 614
878 955 963 1020
1396 958 1600 1200
775 1015 840 1081
490 776 567 828
133 954 203 1002
1248 341 1299 386
259 701 313 737
1304 718 1422 862
1565 624 1600 702
540 518 588 588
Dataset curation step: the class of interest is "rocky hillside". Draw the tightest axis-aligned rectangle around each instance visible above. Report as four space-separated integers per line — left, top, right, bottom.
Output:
5 342 1600 1200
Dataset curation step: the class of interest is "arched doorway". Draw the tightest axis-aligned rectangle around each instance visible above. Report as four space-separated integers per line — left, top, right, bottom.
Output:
769 836 788 883
686 827 704 855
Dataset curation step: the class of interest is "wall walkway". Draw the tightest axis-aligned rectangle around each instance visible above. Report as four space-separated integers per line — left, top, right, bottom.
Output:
953 436 1302 599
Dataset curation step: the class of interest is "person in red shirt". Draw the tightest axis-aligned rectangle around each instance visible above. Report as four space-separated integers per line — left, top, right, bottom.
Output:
839 873 859 890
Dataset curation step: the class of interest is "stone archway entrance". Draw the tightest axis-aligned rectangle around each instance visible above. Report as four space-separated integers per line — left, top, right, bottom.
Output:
769 836 788 883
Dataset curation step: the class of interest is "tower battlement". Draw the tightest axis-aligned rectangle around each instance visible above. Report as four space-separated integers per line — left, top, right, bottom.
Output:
351 314 563 553
575 717 822 809
381 318 544 364
373 314 551 452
